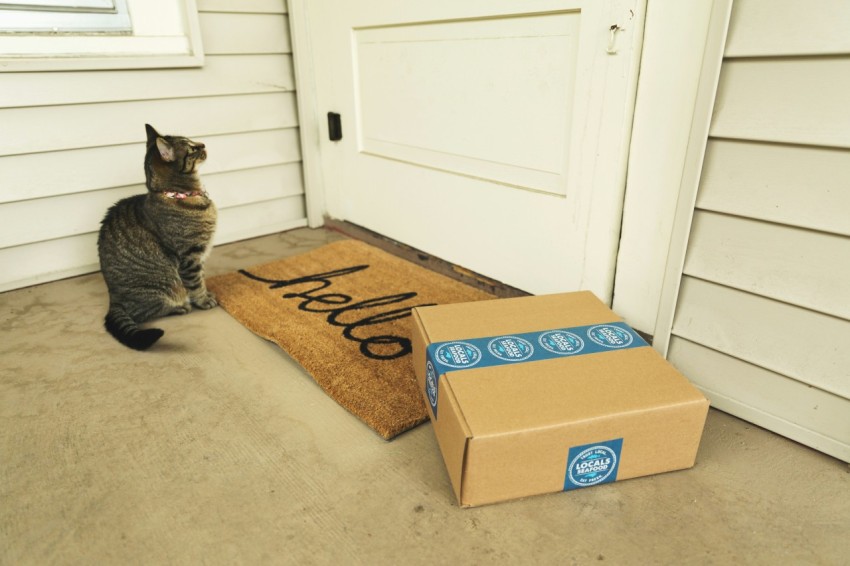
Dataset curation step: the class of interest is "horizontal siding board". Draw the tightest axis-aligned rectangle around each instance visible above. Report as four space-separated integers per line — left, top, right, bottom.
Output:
668 337 850 463
197 0 286 14
0 233 100 294
725 0 850 57
208 127 301 174
209 163 304 208
684 211 850 320
711 58 850 148
0 128 302 204
0 144 141 204
200 13 291 55
0 55 293 109
699 140 850 236
0 163 305 248
672 277 850 400
0 92 298 156
213 196 307 245
0 187 135 249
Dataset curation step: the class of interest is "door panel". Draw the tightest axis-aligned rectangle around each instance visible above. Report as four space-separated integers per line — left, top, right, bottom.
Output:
353 12 579 195
307 0 645 298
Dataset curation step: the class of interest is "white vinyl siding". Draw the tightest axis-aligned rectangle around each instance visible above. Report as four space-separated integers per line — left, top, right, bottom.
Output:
666 0 850 462
0 0 306 292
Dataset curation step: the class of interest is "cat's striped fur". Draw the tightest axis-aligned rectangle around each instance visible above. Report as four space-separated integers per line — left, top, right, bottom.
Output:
97 124 217 350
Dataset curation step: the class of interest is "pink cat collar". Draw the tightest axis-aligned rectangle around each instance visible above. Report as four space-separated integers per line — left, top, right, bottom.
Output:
163 190 207 200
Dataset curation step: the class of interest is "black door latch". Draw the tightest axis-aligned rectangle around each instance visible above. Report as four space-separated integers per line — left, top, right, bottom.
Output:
327 112 342 141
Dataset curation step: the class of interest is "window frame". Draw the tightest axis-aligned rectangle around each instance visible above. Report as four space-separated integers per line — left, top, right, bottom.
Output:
0 1 132 34
0 0 204 71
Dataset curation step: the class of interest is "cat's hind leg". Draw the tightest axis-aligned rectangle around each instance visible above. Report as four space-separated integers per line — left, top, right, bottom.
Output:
163 283 192 316
126 282 190 322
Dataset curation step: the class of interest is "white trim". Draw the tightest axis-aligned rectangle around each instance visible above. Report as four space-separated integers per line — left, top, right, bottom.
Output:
650 0 733 356
288 0 325 227
613 0 732 337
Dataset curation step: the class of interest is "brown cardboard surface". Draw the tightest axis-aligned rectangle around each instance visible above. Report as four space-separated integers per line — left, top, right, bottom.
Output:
412 308 469 501
447 348 706 435
417 291 615 342
460 400 708 507
412 292 710 507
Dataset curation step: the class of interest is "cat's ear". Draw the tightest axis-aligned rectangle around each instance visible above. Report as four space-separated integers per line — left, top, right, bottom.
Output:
155 137 175 162
145 124 159 145
145 124 173 160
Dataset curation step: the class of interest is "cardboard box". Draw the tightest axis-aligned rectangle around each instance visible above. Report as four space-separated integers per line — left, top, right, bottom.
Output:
411 292 709 507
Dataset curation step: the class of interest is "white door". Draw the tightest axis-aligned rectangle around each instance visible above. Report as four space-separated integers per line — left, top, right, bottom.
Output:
302 0 645 299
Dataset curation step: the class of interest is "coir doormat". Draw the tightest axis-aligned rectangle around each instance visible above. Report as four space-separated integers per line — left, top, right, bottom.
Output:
206 240 494 439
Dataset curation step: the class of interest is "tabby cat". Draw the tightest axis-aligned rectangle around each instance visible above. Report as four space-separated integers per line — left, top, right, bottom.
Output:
97 124 217 350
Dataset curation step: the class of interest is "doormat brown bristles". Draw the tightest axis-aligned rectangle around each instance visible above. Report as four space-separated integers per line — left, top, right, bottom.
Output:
206 240 494 439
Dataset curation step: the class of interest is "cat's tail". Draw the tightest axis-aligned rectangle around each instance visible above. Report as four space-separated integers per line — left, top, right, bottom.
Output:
104 304 164 351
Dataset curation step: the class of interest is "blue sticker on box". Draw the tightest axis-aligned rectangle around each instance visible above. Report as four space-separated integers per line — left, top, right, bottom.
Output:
487 336 535 362
434 341 482 369
424 321 646 419
538 330 585 355
564 438 623 491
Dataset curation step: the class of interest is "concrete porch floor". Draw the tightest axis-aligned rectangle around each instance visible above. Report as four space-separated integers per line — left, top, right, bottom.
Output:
1 228 848 565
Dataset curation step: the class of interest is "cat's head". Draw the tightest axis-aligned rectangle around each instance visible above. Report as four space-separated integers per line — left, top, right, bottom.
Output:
144 124 207 175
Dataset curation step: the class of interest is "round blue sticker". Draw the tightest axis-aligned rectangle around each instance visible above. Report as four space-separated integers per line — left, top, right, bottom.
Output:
434 341 482 369
487 336 534 362
538 330 585 355
567 445 619 487
587 325 634 349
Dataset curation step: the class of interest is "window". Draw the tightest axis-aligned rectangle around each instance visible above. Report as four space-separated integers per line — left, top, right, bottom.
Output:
0 1 132 34
0 0 203 71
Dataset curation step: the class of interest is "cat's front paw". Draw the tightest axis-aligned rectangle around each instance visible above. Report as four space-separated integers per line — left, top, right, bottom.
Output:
170 303 192 316
192 292 218 310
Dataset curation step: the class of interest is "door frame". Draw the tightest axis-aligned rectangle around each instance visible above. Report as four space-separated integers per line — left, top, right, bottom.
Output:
287 0 733 339
612 0 733 340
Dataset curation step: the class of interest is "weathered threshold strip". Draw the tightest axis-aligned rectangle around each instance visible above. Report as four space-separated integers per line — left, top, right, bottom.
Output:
323 218 529 299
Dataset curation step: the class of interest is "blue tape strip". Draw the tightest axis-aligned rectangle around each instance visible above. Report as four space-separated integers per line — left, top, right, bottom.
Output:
424 321 647 418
